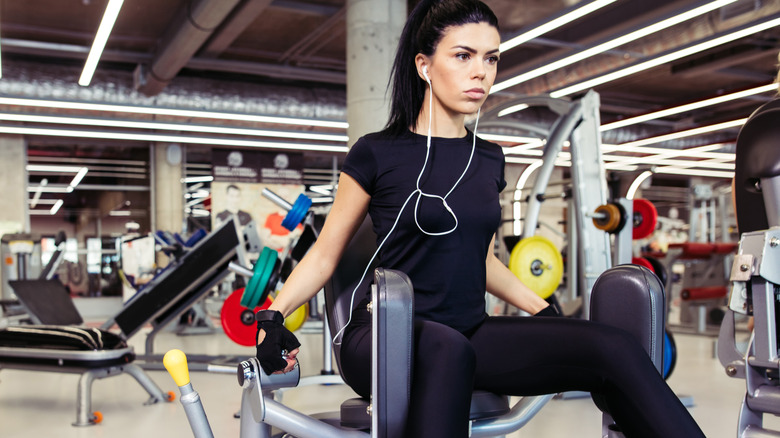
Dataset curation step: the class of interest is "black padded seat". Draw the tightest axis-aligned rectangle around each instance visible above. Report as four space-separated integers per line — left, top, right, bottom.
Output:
324 217 511 430
734 98 780 233
340 390 510 429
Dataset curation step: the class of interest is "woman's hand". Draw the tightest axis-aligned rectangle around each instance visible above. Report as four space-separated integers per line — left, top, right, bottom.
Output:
255 310 301 374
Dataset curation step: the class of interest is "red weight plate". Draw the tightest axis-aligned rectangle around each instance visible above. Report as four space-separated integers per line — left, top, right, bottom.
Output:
632 198 658 240
221 288 272 347
631 257 653 271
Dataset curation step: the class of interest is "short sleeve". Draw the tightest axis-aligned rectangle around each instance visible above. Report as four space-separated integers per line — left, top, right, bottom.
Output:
341 137 377 195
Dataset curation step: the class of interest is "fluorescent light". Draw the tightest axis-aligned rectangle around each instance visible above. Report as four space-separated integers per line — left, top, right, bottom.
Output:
27 164 85 173
493 0 737 95
499 0 618 52
50 199 64 215
550 14 780 98
182 176 214 184
626 171 654 199
478 132 541 144
601 83 777 131
79 0 125 86
0 125 350 153
497 104 529 117
616 118 745 148
30 178 47 208
654 167 734 178
69 167 88 188
0 113 348 142
0 97 349 129
26 185 74 193
109 210 131 216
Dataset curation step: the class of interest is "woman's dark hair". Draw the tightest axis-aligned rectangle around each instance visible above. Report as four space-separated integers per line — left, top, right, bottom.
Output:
383 0 499 136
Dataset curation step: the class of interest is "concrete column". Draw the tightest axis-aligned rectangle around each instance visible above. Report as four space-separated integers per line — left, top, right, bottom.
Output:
0 135 28 234
0 135 28 299
152 142 184 267
346 0 406 146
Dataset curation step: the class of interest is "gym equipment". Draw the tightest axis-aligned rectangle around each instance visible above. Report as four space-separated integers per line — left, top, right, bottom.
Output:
164 349 214 438
221 288 272 347
592 202 627 234
174 216 668 438
717 97 780 437
663 330 677 380
508 235 564 299
261 188 312 232
632 198 658 240
0 279 174 426
484 91 612 319
240 247 279 310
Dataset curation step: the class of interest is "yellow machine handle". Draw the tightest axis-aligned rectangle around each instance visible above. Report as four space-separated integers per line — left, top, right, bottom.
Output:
163 349 191 387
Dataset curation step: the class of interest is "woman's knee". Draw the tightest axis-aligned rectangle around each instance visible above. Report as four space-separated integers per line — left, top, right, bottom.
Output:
414 321 476 371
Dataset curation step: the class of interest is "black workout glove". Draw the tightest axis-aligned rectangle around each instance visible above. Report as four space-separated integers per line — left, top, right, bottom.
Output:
534 305 561 317
255 310 301 375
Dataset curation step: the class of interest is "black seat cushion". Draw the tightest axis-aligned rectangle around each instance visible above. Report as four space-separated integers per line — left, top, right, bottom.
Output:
0 326 128 351
340 390 510 429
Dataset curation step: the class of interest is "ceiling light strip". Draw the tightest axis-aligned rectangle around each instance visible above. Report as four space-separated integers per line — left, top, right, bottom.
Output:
493 0 738 94
615 118 745 148
600 83 777 131
0 112 348 142
601 142 734 158
0 96 349 129
0 125 350 153
549 14 780 98
79 0 125 86
499 0 618 52
654 166 734 178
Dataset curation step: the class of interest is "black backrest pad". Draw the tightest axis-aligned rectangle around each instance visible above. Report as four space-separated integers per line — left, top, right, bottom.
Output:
589 264 665 373
734 99 780 233
324 216 378 371
9 279 83 325
114 219 240 338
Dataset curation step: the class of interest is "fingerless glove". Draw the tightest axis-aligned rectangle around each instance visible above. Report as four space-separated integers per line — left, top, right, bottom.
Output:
255 310 301 375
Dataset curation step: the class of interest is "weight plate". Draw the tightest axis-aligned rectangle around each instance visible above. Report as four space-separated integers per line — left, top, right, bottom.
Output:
631 257 654 271
281 194 312 231
593 203 621 232
663 330 677 379
241 247 274 308
284 303 309 332
251 247 278 309
508 235 564 299
632 198 658 240
222 288 273 347
643 255 668 286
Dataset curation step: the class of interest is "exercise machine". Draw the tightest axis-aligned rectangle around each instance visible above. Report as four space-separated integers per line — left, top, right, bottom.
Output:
718 98 780 437
166 215 668 438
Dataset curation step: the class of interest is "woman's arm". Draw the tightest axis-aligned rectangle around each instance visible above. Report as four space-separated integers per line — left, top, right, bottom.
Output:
485 235 549 315
267 172 371 317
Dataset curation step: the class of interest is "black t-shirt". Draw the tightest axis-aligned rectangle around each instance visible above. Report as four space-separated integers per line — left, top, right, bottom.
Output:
342 129 506 333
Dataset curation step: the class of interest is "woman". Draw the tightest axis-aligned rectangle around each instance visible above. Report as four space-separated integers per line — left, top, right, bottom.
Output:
254 1 705 437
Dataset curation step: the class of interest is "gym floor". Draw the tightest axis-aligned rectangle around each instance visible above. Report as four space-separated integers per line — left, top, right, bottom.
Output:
0 311 776 438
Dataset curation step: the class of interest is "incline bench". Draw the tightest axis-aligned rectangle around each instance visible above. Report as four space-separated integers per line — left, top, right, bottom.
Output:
0 218 252 426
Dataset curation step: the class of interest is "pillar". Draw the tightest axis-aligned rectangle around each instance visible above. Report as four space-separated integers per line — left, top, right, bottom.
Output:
0 135 28 300
152 142 184 267
346 0 406 146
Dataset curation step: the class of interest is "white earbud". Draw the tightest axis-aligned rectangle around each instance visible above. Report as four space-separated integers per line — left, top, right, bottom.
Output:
422 66 430 83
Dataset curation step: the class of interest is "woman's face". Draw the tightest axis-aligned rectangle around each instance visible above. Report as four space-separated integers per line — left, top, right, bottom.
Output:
423 22 500 118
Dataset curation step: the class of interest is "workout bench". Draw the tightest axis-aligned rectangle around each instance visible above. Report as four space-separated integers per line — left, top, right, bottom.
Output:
0 218 254 426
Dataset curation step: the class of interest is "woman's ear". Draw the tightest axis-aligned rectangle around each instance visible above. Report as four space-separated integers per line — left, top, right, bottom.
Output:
415 54 430 83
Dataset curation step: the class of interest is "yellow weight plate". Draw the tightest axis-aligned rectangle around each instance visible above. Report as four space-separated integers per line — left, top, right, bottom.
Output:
508 235 564 299
284 303 309 332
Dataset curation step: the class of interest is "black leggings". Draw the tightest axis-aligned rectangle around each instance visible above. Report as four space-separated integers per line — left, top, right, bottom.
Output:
340 312 705 438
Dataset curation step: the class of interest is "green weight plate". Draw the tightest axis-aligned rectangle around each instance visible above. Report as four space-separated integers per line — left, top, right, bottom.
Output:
241 248 273 308
251 248 278 309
